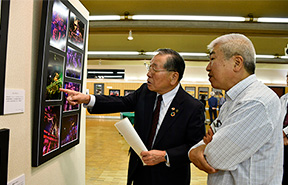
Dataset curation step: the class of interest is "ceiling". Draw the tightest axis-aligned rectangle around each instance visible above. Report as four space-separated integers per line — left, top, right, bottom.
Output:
79 0 288 65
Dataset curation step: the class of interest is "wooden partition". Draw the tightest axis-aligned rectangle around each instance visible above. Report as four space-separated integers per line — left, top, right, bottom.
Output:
85 81 286 123
86 82 226 122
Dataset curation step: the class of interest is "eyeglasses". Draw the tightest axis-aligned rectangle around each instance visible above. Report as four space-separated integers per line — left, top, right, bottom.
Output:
146 64 175 73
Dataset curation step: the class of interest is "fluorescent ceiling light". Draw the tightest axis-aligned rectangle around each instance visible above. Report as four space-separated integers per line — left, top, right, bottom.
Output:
132 15 245 22
145 52 208 57
88 14 288 24
281 56 288 59
117 72 125 74
88 71 113 74
89 15 121 21
104 75 123 78
257 17 288 23
179 52 208 57
256 55 275 59
88 51 140 55
145 52 158 56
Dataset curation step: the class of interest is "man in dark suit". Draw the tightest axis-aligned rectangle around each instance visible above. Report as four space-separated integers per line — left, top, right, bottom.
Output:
61 48 205 185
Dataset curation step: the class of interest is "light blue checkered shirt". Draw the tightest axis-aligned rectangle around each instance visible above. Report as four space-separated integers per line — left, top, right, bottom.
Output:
204 75 283 185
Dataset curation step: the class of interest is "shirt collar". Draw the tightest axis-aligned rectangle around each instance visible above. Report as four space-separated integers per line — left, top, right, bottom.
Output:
157 83 180 106
226 74 257 101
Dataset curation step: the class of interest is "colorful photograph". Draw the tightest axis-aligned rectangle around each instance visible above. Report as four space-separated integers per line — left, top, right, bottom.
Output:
109 89 120 96
65 47 82 80
63 82 80 111
61 114 78 146
45 51 64 101
68 12 85 49
50 0 69 52
43 105 61 156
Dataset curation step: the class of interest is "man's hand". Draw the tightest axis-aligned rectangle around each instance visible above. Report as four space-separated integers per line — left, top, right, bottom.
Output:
141 150 166 166
203 128 214 145
60 88 90 105
283 131 288 146
189 145 217 174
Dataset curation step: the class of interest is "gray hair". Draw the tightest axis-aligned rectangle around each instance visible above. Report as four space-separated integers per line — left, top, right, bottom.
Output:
156 48 185 82
207 33 256 74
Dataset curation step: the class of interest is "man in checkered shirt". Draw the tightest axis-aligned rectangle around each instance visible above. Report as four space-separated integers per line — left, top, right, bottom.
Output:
189 33 283 185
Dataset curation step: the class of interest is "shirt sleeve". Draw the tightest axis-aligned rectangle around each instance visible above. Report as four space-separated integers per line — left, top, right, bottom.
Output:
283 126 288 135
204 100 274 171
83 95 96 108
188 139 205 157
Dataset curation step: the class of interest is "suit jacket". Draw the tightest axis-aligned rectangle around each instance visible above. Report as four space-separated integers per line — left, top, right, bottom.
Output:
281 93 288 122
89 83 205 185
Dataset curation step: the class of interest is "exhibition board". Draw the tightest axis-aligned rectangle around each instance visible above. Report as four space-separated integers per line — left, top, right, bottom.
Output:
32 0 88 167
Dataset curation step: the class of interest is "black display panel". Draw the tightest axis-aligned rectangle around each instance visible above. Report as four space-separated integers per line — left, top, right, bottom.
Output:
32 0 87 167
0 128 9 185
0 0 10 115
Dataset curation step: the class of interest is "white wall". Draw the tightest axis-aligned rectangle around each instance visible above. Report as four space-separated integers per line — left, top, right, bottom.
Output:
0 0 88 184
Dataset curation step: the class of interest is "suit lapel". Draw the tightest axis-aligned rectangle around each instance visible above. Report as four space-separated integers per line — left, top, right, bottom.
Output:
153 87 185 147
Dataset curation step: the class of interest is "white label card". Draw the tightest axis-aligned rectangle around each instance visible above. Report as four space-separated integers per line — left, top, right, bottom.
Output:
4 89 25 115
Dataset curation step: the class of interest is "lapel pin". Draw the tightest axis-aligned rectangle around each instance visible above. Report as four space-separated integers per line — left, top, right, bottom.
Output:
170 107 178 117
171 112 176 117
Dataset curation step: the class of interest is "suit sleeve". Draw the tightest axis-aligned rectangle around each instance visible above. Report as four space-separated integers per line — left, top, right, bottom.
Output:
88 84 145 114
167 100 206 166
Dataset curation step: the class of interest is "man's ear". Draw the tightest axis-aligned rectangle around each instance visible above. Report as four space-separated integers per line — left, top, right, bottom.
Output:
233 55 244 72
170 72 179 85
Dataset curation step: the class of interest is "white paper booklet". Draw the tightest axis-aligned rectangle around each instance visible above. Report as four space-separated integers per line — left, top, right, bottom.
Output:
114 117 148 165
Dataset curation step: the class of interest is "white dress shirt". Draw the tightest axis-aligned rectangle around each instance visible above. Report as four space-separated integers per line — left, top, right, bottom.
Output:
195 75 283 185
151 83 180 147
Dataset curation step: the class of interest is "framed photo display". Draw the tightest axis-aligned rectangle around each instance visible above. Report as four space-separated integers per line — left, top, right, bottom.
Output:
109 89 120 96
0 128 10 185
32 0 87 167
94 83 104 95
0 0 11 115
185 86 195 97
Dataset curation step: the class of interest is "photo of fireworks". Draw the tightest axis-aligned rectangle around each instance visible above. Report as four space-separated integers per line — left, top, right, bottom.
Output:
45 51 64 101
61 114 78 146
43 105 61 156
68 12 85 49
63 82 80 111
65 47 82 80
50 0 68 52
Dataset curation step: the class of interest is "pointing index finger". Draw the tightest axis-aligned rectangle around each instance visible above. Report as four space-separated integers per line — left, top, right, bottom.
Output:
59 88 77 95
